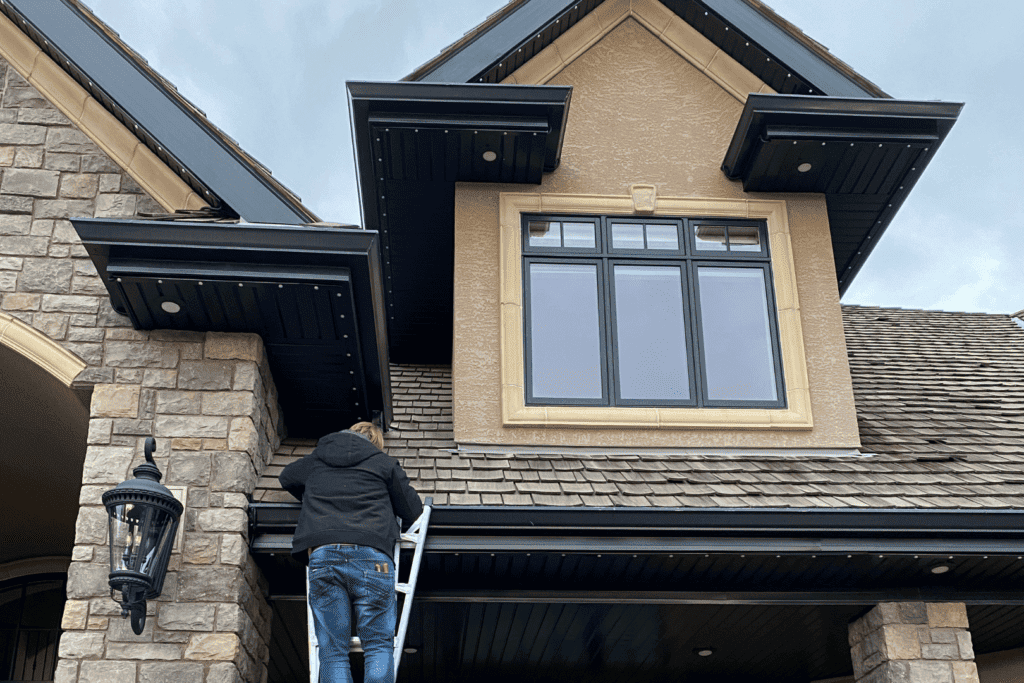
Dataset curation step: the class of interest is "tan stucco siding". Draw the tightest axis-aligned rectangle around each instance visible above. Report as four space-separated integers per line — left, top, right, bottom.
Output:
452 18 860 448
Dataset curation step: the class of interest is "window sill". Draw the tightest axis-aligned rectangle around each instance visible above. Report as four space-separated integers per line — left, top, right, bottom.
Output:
502 385 812 429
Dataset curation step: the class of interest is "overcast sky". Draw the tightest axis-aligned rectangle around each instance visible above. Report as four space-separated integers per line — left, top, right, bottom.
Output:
85 0 1023 315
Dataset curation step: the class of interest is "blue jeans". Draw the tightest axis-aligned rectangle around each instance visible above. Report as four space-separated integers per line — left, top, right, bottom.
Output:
308 544 396 683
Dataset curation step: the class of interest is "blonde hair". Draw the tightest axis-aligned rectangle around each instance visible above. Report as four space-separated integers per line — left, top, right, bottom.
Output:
349 421 384 449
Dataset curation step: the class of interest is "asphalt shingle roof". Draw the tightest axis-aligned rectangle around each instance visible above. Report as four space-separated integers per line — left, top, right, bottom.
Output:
253 307 1024 509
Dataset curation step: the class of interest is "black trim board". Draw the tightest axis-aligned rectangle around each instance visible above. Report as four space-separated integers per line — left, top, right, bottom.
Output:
4 0 315 225
413 0 582 83
416 589 1024 605
696 0 876 98
251 503 1024 542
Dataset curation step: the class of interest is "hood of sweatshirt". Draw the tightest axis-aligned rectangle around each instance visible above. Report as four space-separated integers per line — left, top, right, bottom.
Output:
313 430 381 468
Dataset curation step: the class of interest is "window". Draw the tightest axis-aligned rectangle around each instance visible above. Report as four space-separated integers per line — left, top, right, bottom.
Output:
522 214 785 408
0 575 65 683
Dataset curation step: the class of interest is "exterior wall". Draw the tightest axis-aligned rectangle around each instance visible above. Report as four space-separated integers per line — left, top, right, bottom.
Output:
0 56 285 683
58 332 282 683
451 18 860 448
0 55 163 349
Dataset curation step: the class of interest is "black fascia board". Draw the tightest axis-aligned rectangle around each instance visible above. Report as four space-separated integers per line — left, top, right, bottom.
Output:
698 0 880 98
250 503 1024 541
7 0 315 225
722 94 962 181
413 0 579 83
348 81 572 232
72 218 374 288
430 506 1024 538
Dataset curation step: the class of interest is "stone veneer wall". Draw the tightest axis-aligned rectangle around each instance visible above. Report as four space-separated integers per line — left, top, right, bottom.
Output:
0 55 163 343
0 55 286 683
849 602 979 683
58 332 282 683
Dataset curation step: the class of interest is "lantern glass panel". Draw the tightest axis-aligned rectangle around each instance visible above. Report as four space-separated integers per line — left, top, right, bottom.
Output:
107 503 174 577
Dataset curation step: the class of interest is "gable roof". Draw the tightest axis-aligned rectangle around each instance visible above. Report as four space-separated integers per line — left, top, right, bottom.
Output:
1 0 317 224
255 306 1024 510
394 0 962 303
406 0 887 99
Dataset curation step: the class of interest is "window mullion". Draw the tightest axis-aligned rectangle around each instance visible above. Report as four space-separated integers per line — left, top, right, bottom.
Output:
599 217 615 406
601 255 616 407
683 255 707 407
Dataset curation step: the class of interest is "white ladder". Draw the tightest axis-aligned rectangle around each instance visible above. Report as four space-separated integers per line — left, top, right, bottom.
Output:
307 502 432 682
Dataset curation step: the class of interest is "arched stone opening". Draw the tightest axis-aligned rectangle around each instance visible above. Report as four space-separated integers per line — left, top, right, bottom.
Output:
0 317 90 570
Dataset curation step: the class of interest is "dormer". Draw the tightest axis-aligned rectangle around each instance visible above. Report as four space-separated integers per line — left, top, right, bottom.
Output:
349 0 960 451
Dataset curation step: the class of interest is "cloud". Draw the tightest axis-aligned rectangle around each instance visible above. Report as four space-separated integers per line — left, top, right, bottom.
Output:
80 0 1024 313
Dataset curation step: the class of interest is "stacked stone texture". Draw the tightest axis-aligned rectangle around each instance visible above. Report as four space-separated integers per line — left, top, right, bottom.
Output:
59 332 282 683
849 602 979 683
0 55 285 683
0 55 164 348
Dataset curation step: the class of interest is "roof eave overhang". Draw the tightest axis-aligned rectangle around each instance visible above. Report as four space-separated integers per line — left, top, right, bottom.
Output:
72 218 391 437
252 504 1024 546
347 81 571 363
252 504 1024 602
348 81 572 232
722 94 962 293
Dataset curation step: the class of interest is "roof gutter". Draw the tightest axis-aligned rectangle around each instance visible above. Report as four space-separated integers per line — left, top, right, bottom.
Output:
251 503 1024 554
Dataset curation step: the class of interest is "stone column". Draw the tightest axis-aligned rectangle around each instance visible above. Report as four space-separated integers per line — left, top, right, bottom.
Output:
848 602 979 683
57 331 282 683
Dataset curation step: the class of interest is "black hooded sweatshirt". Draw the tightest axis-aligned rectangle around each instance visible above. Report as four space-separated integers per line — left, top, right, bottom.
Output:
278 430 422 562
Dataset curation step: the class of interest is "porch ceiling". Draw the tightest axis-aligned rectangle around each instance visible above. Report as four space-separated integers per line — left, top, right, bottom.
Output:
254 505 1024 682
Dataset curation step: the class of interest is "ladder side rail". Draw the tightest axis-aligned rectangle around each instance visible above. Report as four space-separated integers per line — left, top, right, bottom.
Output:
393 503 432 675
307 568 319 683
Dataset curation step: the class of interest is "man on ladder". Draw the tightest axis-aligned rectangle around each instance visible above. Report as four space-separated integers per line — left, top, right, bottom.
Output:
280 421 423 683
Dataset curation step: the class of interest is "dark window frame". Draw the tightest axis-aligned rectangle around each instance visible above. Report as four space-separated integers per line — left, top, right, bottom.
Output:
522 213 787 409
0 573 66 683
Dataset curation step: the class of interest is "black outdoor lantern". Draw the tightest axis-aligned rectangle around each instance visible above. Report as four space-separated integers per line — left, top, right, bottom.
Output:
101 437 183 634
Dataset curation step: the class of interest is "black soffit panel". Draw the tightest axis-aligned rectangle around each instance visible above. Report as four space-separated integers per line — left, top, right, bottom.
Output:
349 81 572 230
722 94 962 294
348 82 571 363
71 218 390 437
